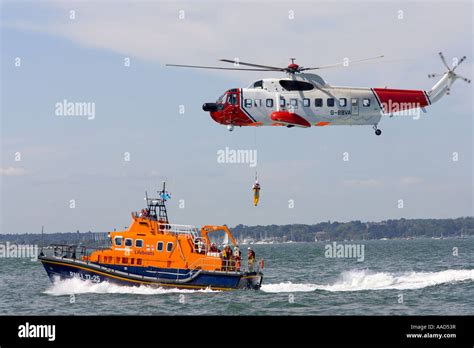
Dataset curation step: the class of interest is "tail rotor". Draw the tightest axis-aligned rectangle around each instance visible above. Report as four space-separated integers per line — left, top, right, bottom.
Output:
428 52 471 95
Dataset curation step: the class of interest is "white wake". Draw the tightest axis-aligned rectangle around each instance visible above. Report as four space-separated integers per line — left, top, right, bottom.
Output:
44 277 218 296
261 269 474 293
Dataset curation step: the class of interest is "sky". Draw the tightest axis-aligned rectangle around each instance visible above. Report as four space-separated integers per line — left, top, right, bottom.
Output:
0 0 473 234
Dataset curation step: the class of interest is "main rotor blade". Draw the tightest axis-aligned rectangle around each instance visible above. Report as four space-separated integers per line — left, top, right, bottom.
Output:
220 59 286 71
166 64 277 71
438 52 451 71
300 55 385 71
455 74 471 83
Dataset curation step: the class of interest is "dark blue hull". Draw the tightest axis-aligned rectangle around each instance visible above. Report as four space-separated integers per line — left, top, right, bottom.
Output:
39 256 262 290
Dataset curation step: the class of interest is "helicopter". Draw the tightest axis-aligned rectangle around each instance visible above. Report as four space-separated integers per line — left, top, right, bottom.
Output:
167 53 470 135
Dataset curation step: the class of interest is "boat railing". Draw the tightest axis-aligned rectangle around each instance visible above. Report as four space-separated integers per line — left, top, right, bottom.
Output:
41 244 108 262
187 256 246 273
163 224 199 238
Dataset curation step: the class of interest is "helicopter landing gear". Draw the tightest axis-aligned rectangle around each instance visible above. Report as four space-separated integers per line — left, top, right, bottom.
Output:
227 124 234 132
373 124 382 136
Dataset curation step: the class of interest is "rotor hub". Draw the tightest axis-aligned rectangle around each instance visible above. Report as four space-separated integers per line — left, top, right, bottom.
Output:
287 63 300 72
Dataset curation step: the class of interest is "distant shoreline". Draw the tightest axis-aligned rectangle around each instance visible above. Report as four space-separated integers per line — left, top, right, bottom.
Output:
0 217 472 244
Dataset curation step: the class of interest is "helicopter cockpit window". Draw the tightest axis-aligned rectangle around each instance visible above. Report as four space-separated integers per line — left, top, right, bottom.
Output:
216 93 226 104
253 80 263 89
228 93 238 105
279 80 314 91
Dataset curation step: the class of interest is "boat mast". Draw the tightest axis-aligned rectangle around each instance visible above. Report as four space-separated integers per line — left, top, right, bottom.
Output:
144 181 170 224
157 182 169 223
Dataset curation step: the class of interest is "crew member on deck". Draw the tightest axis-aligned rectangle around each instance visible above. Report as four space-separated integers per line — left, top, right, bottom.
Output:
234 246 241 271
221 245 228 271
248 247 256 272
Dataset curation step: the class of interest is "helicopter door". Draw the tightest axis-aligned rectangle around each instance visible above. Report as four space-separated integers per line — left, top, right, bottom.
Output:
351 98 359 116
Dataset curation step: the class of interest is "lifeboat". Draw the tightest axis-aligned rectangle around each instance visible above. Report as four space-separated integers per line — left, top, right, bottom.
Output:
38 184 263 290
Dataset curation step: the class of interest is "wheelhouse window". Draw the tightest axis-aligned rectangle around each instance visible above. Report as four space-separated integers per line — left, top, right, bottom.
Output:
279 80 314 91
339 98 347 107
303 98 310 107
135 239 144 248
244 99 252 108
254 99 262 107
125 238 133 247
266 99 273 108
315 98 323 107
157 242 164 252
114 237 122 246
327 98 335 107
166 242 174 252
363 98 371 107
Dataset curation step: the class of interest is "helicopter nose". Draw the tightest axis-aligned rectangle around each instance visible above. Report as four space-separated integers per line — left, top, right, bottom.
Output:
202 102 218 112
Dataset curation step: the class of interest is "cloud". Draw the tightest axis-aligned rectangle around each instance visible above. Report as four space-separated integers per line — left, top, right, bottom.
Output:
0 167 27 176
400 176 424 185
342 179 382 188
4 1 472 86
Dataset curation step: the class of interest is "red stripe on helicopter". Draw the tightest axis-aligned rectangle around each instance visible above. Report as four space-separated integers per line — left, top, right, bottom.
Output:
270 111 311 128
372 88 430 113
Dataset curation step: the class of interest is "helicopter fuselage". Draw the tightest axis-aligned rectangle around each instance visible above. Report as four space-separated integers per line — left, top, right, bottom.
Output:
203 74 431 132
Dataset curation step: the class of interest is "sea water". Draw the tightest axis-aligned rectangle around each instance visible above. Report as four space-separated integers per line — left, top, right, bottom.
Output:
0 238 473 315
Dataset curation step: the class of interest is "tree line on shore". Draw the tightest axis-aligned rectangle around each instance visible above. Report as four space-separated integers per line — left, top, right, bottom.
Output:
0 217 472 245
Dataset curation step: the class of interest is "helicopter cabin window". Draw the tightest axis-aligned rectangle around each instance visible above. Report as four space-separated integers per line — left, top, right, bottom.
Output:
166 242 174 252
303 98 310 107
253 80 263 89
244 99 252 108
315 98 323 107
157 241 164 252
363 98 371 107
327 98 335 107
254 99 262 107
135 239 144 248
290 99 298 108
266 99 273 108
279 80 314 91
114 237 123 246
280 97 286 107
339 98 347 107
125 238 133 247
227 94 238 105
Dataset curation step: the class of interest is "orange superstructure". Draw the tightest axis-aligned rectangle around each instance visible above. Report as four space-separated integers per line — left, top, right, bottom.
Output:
86 217 235 272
